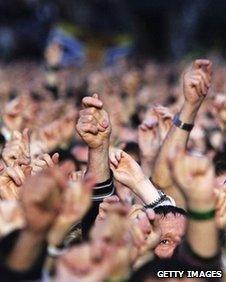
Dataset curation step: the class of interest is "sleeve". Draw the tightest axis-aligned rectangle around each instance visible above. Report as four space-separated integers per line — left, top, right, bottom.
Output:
81 171 115 239
0 230 47 282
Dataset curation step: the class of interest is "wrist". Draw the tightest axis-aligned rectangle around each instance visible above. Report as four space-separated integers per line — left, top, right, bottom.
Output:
180 102 200 123
87 139 110 182
89 139 109 152
133 178 160 204
187 200 215 212
20 228 47 243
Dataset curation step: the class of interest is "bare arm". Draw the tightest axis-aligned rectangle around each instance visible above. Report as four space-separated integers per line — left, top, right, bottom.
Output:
152 59 212 208
6 230 46 272
171 149 219 258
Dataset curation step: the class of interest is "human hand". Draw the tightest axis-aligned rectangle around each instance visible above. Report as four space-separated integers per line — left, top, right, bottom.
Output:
138 117 160 159
45 42 62 68
129 207 161 258
2 128 30 167
0 166 30 200
183 59 212 107
95 195 121 223
109 148 146 193
212 94 226 129
3 97 24 131
76 93 111 149
153 105 173 141
55 242 115 282
48 174 95 246
169 148 217 210
31 153 59 174
19 165 70 234
39 121 62 151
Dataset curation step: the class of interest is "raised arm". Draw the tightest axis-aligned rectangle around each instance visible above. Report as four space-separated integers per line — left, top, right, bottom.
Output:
76 93 113 236
152 59 212 208
170 149 219 258
109 148 174 208
2 166 69 280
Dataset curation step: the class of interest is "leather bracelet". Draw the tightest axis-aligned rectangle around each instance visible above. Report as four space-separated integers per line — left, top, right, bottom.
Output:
187 208 215 220
173 113 194 132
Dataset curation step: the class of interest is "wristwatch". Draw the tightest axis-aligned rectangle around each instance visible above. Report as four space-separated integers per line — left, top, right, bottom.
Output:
173 113 194 132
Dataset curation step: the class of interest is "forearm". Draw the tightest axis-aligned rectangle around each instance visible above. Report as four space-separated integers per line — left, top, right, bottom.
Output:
141 157 155 178
6 229 46 272
187 201 219 258
87 142 110 182
152 102 201 199
133 178 160 205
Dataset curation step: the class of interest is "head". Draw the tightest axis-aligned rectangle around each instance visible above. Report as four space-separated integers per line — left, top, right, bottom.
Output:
153 206 187 259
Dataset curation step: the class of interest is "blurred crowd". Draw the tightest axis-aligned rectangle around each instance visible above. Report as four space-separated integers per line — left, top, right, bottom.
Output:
0 43 226 281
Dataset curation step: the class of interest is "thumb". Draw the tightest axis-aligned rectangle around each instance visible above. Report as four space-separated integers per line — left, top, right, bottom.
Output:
52 153 59 164
92 93 99 99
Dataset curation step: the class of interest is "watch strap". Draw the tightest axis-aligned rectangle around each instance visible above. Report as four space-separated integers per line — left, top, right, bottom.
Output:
173 113 194 132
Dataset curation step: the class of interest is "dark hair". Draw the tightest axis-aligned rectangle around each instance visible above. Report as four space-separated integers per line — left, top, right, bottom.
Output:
124 141 140 162
153 205 187 217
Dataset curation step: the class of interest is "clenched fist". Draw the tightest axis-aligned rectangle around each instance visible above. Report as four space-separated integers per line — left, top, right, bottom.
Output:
183 59 212 106
76 93 111 148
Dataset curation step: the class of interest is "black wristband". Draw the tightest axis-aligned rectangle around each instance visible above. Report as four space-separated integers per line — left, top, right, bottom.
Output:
173 113 194 132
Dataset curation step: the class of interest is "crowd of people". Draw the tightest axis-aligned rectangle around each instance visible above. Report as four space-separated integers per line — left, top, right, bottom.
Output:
0 43 226 281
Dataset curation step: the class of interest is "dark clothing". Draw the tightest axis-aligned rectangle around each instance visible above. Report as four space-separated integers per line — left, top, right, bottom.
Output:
0 230 47 282
82 171 114 239
129 239 222 282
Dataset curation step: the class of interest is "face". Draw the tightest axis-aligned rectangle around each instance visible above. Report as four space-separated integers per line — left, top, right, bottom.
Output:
154 213 187 258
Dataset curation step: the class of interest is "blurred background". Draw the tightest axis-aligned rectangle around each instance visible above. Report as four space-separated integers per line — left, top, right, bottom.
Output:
0 0 226 63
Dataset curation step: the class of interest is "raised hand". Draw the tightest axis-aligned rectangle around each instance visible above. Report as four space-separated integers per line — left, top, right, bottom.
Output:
31 153 59 174
3 97 24 131
56 242 115 282
169 148 217 210
45 42 62 68
129 207 161 260
153 105 173 141
138 117 160 159
76 93 111 149
19 166 69 234
0 166 30 200
109 148 160 204
48 174 95 246
183 59 212 106
212 94 226 129
109 148 145 192
95 195 120 223
39 121 62 151
2 128 30 167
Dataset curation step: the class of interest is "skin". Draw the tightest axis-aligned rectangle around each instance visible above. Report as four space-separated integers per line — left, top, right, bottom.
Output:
76 93 111 183
152 59 212 208
154 213 187 258
170 148 219 258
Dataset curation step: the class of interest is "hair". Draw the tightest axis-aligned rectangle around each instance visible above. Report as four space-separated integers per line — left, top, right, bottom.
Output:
124 141 140 162
213 150 226 176
153 205 187 218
